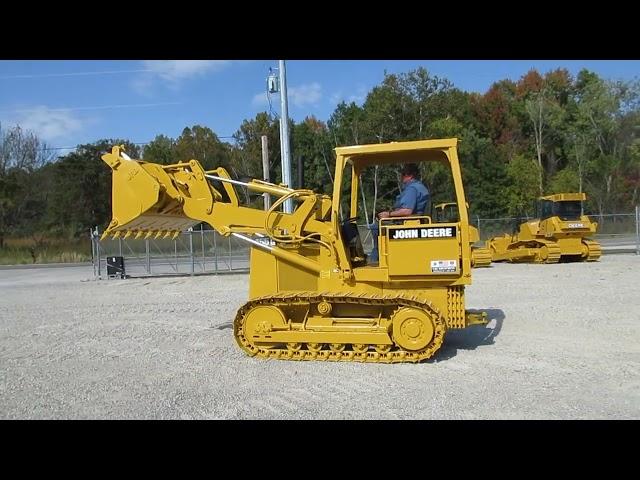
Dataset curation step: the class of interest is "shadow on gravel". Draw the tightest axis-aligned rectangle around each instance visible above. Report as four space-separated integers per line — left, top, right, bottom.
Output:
430 308 505 362
214 322 234 330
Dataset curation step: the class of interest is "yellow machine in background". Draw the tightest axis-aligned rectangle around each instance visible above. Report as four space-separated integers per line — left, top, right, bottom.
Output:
101 139 487 363
486 193 601 264
434 202 492 268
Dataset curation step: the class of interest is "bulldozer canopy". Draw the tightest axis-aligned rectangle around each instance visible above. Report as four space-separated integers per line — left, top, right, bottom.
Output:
335 139 456 173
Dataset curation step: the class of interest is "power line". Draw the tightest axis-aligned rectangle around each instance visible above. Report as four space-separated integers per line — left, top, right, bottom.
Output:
39 136 237 152
0 102 183 114
0 69 153 80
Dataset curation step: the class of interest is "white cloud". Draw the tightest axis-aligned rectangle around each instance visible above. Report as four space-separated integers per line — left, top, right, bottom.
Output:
348 90 367 104
3 106 84 142
131 60 232 94
130 74 155 97
330 85 368 106
251 82 322 109
142 60 231 82
289 82 322 107
252 92 269 107
142 60 231 84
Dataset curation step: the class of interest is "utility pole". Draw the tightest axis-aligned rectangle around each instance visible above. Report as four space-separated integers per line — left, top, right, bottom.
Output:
279 60 293 213
297 155 303 189
261 135 270 210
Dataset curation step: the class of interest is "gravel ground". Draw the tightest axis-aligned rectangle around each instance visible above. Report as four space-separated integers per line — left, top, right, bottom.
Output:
0 255 638 419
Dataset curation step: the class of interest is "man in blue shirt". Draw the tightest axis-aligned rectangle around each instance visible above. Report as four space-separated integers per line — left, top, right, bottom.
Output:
368 163 430 264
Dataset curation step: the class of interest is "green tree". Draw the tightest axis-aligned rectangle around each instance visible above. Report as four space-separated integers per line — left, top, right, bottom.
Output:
230 112 281 182
573 70 638 214
361 72 418 143
47 140 140 236
0 124 54 247
291 116 334 194
327 101 366 146
397 67 453 138
142 134 176 164
520 69 570 194
505 154 540 216
548 167 580 194
174 125 231 171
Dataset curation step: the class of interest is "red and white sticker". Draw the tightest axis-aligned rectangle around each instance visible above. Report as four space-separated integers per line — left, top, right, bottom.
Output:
431 259 457 273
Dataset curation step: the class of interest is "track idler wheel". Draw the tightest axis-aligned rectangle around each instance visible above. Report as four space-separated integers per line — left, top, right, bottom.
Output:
391 307 436 351
242 305 287 350
539 245 550 262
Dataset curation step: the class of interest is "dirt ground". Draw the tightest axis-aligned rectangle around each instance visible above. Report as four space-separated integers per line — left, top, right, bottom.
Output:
0 254 638 419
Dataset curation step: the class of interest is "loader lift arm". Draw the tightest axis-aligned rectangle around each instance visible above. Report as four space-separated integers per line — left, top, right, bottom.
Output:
101 145 340 274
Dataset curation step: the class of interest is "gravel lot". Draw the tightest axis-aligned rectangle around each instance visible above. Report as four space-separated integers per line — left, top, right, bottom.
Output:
1 254 638 419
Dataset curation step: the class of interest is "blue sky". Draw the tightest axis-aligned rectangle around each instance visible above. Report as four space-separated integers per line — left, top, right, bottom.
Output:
0 60 638 156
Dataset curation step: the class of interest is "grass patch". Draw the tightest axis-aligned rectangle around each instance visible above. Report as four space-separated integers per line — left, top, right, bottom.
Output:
0 236 92 265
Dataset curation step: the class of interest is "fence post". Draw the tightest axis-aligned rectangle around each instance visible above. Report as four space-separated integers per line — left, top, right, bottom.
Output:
214 231 218 274
189 228 195 275
636 205 640 255
96 227 101 279
90 228 96 279
228 235 232 271
145 238 150 274
476 215 481 239
201 224 205 272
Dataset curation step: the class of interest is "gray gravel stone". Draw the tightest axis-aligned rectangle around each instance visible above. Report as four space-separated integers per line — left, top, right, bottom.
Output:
0 255 638 419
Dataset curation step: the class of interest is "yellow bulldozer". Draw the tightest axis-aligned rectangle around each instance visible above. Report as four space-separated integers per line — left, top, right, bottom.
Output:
486 193 601 264
101 138 487 363
433 202 492 268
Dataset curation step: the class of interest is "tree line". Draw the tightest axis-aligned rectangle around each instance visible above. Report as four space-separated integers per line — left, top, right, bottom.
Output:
1 67 638 247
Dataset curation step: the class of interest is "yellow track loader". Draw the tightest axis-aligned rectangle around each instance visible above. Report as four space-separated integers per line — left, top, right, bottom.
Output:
433 202 492 268
486 193 601 264
101 139 487 363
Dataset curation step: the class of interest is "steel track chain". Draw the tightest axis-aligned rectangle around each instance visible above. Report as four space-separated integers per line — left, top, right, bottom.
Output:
541 242 562 263
233 291 447 364
582 239 602 261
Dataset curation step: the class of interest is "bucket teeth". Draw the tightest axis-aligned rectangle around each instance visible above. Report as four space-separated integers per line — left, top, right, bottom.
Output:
99 228 184 241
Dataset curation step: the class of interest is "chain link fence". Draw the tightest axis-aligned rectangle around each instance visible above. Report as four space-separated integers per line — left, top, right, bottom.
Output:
92 208 640 279
91 225 250 279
